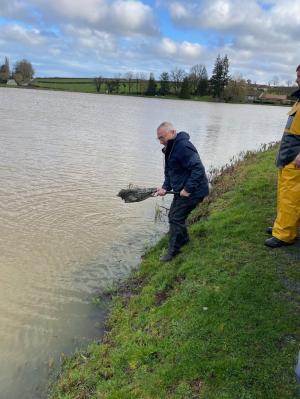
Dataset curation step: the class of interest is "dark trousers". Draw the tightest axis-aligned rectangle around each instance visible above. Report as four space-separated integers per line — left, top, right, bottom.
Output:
168 195 204 254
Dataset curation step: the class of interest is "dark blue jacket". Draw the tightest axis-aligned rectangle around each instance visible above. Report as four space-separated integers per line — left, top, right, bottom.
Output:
162 131 209 198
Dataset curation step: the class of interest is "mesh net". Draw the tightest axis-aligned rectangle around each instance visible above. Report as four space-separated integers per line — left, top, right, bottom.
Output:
117 186 157 203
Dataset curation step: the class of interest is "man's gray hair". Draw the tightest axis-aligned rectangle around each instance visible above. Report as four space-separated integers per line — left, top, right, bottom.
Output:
157 121 175 132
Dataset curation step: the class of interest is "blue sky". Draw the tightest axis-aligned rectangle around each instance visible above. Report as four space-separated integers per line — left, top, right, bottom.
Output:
0 0 299 84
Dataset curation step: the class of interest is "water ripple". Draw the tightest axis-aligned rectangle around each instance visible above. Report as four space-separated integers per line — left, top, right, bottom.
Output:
0 87 286 399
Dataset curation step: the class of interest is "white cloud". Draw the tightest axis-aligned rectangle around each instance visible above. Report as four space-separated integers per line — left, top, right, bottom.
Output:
160 0 300 83
0 0 30 19
0 0 299 83
33 0 158 36
158 37 203 61
0 24 46 46
48 48 62 56
64 25 116 52
0 0 160 76
159 38 177 56
165 0 300 43
179 41 203 58
167 0 263 31
45 0 108 24
111 0 157 35
168 2 189 19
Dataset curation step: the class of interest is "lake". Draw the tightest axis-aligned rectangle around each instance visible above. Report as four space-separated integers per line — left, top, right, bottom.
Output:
0 88 287 398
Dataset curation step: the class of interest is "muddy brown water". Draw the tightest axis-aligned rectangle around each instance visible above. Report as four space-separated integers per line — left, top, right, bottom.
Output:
0 88 287 398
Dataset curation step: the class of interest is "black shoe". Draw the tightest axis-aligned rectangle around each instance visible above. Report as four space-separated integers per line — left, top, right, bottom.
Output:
266 227 273 235
159 251 180 262
264 236 294 248
159 254 174 262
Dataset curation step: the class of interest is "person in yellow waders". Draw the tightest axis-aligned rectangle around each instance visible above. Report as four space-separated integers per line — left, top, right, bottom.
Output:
265 65 300 248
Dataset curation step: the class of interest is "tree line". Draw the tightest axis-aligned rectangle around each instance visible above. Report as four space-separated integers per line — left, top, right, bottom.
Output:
0 57 34 85
93 55 232 100
1 54 253 102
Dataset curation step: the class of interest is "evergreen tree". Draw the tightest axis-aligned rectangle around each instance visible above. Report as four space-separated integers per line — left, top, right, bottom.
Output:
222 55 230 87
197 78 208 96
210 54 230 98
210 54 223 98
145 73 157 96
158 72 170 96
0 56 10 82
179 77 191 99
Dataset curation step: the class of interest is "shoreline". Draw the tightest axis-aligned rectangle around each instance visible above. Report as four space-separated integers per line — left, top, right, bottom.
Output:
50 143 300 399
0 84 293 107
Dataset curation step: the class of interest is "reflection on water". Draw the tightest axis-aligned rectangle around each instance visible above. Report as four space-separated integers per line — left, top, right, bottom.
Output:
0 88 287 398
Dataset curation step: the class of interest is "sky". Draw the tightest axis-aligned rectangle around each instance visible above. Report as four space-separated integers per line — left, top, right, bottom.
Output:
0 0 299 84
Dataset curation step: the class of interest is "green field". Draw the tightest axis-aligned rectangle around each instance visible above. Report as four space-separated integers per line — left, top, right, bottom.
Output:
50 144 300 399
33 78 99 93
32 78 149 95
31 78 215 101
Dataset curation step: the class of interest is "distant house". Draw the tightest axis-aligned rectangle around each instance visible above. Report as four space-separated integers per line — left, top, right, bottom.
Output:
256 85 269 92
245 91 259 102
6 79 18 86
258 92 292 105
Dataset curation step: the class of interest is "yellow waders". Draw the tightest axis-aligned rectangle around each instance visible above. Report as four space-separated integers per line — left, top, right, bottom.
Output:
272 101 300 242
272 161 300 242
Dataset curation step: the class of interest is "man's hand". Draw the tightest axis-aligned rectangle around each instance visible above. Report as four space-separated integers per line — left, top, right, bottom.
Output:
180 188 190 197
294 152 300 169
155 187 167 196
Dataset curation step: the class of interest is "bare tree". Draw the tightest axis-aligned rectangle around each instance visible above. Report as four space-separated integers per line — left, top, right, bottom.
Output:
272 76 279 87
106 78 120 94
170 67 186 95
106 79 113 94
124 71 134 94
134 72 140 95
139 72 147 95
189 64 207 95
14 59 34 83
223 74 247 102
114 73 121 94
93 76 104 93
13 72 23 85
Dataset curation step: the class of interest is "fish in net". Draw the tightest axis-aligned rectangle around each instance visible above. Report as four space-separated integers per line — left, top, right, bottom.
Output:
117 186 157 203
117 186 178 203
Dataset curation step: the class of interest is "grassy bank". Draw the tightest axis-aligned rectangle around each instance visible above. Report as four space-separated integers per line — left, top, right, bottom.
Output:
31 78 215 102
32 78 97 93
51 144 300 399
2 79 292 105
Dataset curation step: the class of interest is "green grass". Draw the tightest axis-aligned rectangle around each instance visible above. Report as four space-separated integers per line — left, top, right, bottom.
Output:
32 79 97 93
32 78 149 95
51 144 300 399
31 78 214 102
36 82 96 92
